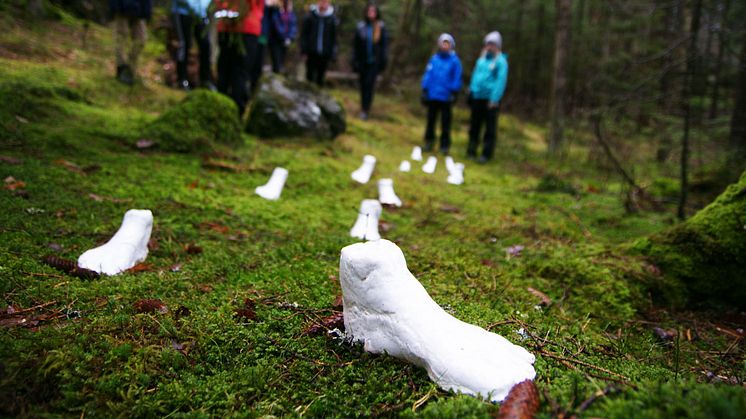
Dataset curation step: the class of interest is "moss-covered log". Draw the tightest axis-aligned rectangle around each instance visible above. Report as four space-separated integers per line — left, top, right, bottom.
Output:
634 171 746 308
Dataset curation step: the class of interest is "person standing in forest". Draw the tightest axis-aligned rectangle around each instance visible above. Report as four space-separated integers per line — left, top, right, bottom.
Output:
109 0 152 86
300 0 338 87
215 0 264 115
171 0 214 91
467 31 508 163
267 0 297 74
352 3 388 120
421 33 462 154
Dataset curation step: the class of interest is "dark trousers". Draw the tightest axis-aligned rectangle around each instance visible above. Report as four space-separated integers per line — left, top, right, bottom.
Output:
359 64 378 113
306 54 330 86
269 40 287 73
468 99 499 159
424 100 453 152
173 14 212 84
217 33 259 115
252 41 266 93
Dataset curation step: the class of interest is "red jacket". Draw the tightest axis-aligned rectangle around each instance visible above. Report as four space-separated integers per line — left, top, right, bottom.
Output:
216 0 264 35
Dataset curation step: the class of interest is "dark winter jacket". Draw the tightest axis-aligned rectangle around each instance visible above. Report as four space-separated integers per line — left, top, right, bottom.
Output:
421 51 463 102
109 0 152 20
269 6 297 43
300 4 338 59
352 20 388 72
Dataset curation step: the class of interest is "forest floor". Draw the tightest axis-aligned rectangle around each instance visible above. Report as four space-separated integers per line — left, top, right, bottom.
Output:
0 6 744 418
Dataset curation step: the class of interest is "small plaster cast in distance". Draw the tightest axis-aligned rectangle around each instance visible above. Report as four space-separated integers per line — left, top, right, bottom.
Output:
422 156 437 174
378 178 402 207
255 167 288 201
350 199 383 241
447 162 465 185
78 209 153 275
339 240 536 402
399 160 411 172
351 155 376 184
411 146 423 161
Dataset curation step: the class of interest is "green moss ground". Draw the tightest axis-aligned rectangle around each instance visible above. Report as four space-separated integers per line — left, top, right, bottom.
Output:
0 7 743 418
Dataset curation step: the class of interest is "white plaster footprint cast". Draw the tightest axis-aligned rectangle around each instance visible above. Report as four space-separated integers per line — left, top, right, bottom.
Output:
78 209 153 275
445 156 456 173
255 167 288 201
339 240 536 402
411 146 423 161
350 199 383 241
399 160 411 172
378 178 403 207
351 155 377 184
422 156 437 174
447 162 465 185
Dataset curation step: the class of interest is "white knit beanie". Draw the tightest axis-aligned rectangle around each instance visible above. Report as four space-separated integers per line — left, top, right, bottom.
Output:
438 33 456 49
484 31 502 49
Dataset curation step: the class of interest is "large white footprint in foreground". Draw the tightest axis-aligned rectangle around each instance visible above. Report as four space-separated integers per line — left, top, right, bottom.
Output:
78 209 153 275
339 240 536 402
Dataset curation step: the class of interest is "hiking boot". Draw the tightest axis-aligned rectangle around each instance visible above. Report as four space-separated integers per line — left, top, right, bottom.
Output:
440 148 450 155
478 156 490 164
203 81 217 92
423 143 434 152
178 79 191 91
359 111 369 121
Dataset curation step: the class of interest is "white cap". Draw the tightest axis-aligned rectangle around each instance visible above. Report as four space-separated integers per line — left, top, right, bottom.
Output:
438 33 456 49
484 31 502 49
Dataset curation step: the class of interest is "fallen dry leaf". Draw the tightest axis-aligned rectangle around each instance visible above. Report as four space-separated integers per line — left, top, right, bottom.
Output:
379 220 394 232
184 243 203 255
199 221 231 234
133 299 168 314
127 263 154 273
234 298 257 321
526 287 552 307
136 139 155 149
304 312 344 336
54 159 85 175
497 380 540 419
440 204 461 213
332 294 343 309
201 159 240 172
4 176 26 191
0 155 22 165
197 284 213 293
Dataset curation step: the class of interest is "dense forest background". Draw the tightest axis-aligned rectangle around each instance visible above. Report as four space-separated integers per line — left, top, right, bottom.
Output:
50 0 746 211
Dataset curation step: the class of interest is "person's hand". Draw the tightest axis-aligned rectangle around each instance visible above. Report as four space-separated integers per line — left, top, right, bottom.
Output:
301 54 307 61
488 102 498 109
284 38 292 47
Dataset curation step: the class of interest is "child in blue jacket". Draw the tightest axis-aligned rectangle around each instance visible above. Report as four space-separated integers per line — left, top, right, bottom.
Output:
421 33 462 154
467 31 508 163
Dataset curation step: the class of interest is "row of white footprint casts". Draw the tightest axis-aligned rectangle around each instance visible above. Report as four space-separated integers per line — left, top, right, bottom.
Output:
399 147 464 185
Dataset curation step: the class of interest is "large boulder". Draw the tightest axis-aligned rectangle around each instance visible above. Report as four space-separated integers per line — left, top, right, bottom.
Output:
246 74 345 140
143 90 243 153
633 171 746 308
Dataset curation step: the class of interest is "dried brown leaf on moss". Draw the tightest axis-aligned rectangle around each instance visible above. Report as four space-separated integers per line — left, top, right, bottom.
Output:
497 380 540 419
133 299 168 314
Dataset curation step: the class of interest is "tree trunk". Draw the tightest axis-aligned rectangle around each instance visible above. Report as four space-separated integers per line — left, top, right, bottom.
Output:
548 0 572 155
528 2 546 112
728 35 746 175
709 0 731 119
678 0 703 220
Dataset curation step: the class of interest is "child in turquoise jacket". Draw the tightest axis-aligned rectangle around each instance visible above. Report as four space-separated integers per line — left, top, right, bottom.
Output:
467 31 508 163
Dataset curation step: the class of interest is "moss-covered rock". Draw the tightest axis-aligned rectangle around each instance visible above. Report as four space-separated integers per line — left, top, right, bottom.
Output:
143 89 242 153
633 171 746 308
246 74 346 140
